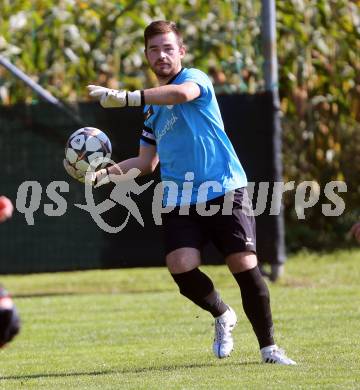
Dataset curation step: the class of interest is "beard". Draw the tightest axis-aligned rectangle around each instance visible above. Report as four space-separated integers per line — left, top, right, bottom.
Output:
150 61 178 79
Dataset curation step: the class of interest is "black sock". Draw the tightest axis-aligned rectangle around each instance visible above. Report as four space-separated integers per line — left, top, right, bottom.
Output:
233 266 275 349
171 268 228 317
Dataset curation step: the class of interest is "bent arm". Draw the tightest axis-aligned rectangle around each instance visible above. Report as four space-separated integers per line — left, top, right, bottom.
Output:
107 144 159 177
144 82 200 105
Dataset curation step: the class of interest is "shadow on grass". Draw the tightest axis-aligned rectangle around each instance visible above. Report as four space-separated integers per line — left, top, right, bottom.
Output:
12 292 78 299
0 361 260 381
12 289 174 299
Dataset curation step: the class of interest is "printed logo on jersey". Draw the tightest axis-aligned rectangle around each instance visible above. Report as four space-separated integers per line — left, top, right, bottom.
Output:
157 112 178 143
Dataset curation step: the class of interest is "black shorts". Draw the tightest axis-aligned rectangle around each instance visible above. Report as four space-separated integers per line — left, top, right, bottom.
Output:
162 187 256 257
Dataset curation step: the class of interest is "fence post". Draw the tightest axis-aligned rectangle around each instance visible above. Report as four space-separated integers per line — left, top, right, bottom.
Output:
261 0 286 280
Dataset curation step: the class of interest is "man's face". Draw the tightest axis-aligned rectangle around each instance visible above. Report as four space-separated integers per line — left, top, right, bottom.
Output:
145 32 185 81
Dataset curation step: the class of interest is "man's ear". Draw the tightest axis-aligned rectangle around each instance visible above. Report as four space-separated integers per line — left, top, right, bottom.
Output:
179 45 186 59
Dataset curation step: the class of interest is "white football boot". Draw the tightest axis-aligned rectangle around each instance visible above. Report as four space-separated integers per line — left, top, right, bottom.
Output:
261 345 297 365
212 306 237 358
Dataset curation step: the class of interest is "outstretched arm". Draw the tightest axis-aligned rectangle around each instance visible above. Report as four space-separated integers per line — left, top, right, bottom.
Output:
143 82 200 105
88 82 200 108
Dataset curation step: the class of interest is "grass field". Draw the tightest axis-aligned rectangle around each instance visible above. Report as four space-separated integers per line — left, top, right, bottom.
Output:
1 249 359 389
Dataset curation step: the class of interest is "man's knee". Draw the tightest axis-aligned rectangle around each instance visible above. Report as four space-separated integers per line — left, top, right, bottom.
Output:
225 251 258 273
166 247 201 273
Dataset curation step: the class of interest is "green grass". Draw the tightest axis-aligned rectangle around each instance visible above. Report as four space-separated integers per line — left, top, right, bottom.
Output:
1 249 360 389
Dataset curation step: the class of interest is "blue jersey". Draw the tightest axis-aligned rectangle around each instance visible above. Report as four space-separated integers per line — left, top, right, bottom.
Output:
140 67 247 206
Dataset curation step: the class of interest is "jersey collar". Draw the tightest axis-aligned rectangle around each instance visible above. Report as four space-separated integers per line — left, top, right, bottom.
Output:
166 68 184 85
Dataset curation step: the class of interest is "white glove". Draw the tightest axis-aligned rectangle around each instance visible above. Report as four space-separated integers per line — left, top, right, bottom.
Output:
63 159 110 187
87 85 144 108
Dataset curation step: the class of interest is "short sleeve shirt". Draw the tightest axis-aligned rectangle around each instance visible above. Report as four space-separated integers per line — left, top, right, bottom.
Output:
140 67 247 206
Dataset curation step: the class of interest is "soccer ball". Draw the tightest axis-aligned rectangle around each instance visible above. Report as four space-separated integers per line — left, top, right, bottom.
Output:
64 127 112 178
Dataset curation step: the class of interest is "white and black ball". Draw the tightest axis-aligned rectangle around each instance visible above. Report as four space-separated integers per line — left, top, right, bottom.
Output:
64 127 112 178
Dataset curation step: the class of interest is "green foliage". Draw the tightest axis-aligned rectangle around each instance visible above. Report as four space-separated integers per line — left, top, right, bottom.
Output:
0 0 359 249
0 0 263 101
276 0 360 250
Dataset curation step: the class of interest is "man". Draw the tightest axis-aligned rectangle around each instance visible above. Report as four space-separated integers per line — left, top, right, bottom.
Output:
350 222 360 243
0 196 20 347
65 20 296 364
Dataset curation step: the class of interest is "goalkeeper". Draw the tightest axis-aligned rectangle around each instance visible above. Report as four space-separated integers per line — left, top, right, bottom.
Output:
65 20 296 365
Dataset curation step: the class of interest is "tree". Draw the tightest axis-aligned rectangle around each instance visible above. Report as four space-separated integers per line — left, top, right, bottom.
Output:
1 0 359 249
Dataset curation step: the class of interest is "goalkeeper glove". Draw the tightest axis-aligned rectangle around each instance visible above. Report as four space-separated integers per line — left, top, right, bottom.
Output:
63 159 110 187
87 85 144 108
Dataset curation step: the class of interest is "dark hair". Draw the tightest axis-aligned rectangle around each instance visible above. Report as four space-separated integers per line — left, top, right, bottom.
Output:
144 20 183 49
